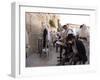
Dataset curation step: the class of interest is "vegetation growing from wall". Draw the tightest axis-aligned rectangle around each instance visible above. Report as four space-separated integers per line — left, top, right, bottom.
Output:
49 19 56 28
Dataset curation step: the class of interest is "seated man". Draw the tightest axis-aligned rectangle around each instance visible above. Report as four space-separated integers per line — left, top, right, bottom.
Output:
63 34 87 65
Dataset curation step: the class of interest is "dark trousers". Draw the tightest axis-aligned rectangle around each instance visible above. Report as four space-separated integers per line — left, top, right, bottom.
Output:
59 45 67 58
43 37 46 48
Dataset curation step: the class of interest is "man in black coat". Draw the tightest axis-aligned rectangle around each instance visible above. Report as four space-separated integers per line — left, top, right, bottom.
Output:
75 39 87 64
64 34 87 65
43 28 48 48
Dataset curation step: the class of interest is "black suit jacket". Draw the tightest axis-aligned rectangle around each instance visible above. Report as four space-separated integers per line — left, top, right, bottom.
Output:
76 40 87 62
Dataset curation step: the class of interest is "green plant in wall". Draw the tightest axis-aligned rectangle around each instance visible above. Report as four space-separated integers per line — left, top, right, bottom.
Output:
49 19 56 28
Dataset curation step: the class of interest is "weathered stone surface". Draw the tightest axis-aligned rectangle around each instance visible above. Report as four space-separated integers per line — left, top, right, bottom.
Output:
25 13 59 54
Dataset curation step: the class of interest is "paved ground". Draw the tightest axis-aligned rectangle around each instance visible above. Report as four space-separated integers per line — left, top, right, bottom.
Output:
26 47 59 67
26 41 89 67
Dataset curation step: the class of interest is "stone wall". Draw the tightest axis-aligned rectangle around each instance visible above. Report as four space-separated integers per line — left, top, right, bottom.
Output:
25 12 59 54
